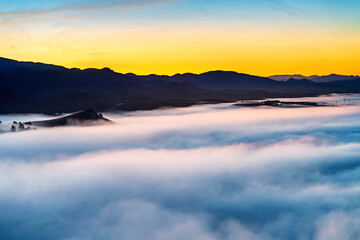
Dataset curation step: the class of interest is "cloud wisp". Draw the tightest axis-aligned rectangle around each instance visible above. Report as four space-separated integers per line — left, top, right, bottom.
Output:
1 95 360 239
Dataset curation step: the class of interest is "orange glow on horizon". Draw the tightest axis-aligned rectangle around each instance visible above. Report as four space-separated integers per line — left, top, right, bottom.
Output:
1 26 360 76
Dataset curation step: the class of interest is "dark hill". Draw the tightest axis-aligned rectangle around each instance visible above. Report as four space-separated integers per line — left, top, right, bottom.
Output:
31 109 112 127
0 57 66 72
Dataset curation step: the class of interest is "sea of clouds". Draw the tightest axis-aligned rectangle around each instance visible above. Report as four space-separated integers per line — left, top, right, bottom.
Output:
1 95 360 240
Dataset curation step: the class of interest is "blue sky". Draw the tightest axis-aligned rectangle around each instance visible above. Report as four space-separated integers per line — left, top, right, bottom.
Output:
1 0 358 22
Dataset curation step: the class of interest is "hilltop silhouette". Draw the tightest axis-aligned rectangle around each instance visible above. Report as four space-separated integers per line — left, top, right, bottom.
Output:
31 109 112 127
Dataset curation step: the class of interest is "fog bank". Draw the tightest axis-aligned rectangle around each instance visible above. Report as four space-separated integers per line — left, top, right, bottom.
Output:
1 95 360 240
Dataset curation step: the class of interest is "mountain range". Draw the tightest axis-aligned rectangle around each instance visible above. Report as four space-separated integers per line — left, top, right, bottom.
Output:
269 74 359 82
0 57 359 114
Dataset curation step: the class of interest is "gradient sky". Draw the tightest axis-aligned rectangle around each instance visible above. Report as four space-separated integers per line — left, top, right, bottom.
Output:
0 0 359 75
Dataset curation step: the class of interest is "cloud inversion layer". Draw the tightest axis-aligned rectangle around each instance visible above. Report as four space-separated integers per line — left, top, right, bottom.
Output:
1 96 360 240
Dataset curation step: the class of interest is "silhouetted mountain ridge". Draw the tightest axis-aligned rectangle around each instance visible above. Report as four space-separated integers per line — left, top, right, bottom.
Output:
0 57 359 114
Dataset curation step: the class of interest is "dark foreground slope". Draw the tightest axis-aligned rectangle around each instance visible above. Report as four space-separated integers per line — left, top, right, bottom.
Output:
0 57 359 113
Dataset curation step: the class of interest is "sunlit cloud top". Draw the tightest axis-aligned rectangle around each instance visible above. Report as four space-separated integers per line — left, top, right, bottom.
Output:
1 0 360 75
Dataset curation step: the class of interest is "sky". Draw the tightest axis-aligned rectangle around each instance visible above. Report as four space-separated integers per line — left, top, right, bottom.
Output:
2 94 360 239
0 0 359 75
